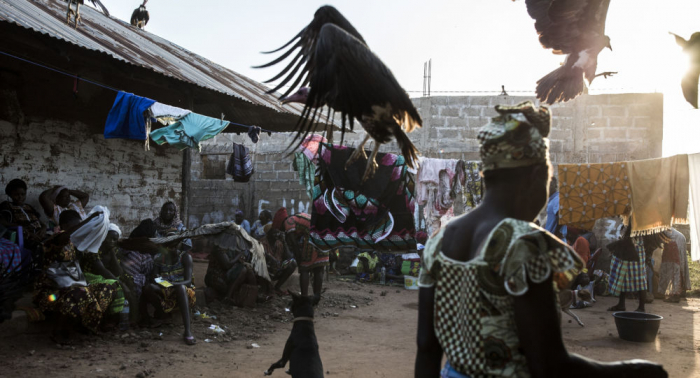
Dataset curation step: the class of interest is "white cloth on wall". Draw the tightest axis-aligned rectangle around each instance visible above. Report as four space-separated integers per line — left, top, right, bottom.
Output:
688 153 700 261
71 206 111 253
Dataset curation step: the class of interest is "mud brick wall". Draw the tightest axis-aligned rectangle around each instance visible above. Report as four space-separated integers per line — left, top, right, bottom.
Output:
0 119 182 233
189 93 663 230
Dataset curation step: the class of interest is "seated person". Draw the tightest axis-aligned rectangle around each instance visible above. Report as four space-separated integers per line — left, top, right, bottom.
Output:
204 241 257 307
378 253 404 284
142 240 197 345
566 229 590 266
260 224 297 294
251 210 272 240
79 224 132 329
353 251 378 283
39 186 89 226
234 210 251 234
0 179 47 250
34 210 117 343
118 220 158 324
154 201 191 250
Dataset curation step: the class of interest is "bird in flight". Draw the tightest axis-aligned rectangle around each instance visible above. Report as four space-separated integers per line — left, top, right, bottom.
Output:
523 0 614 104
670 32 700 109
255 6 422 182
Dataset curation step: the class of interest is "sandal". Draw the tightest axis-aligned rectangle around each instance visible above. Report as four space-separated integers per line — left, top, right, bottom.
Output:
607 304 625 311
184 335 196 346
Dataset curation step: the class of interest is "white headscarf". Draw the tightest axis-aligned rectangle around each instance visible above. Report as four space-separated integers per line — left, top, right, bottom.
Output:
70 206 111 253
109 223 122 238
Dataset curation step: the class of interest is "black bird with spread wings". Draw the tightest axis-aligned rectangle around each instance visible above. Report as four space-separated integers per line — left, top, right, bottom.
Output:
670 32 700 109
524 0 613 104
131 0 150 30
255 6 422 182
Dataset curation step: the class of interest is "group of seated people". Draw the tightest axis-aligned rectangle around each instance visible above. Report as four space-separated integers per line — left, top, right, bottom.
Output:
0 178 324 346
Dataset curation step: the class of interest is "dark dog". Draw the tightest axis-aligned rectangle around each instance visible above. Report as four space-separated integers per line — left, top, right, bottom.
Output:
264 293 324 377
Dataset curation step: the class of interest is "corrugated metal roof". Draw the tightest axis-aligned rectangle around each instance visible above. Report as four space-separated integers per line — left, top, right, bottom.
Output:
0 0 306 116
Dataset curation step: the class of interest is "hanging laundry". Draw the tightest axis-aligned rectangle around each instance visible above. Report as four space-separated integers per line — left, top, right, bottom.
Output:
416 158 459 235
299 134 327 163
462 161 483 210
226 143 254 182
688 153 700 261
149 113 230 151
310 144 417 252
247 126 261 144
293 152 316 200
558 162 632 229
149 102 191 125
628 154 689 236
104 91 156 140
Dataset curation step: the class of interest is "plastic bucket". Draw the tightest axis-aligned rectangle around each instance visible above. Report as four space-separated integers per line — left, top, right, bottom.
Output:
404 275 419 290
612 311 663 342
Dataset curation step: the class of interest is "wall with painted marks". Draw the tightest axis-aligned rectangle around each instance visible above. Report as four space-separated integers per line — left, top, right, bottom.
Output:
0 119 183 233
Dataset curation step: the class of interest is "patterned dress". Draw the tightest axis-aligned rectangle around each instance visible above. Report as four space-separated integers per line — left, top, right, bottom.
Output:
0 201 44 248
119 249 154 299
419 219 581 377
152 250 196 313
34 234 118 332
284 213 328 271
608 237 648 295
80 249 127 314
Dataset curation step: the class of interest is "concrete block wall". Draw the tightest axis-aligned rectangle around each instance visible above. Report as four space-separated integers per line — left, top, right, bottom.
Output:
190 93 663 228
0 119 182 233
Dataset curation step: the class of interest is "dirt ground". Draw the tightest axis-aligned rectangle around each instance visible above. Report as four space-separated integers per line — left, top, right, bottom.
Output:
1 261 699 378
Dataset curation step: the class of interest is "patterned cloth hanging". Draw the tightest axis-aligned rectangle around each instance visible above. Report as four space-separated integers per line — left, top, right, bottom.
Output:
309 143 417 251
558 162 632 229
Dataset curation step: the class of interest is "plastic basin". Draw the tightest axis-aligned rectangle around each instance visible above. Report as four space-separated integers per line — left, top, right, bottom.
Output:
612 311 663 342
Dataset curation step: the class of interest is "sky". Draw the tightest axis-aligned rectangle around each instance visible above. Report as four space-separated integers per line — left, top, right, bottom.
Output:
101 0 700 156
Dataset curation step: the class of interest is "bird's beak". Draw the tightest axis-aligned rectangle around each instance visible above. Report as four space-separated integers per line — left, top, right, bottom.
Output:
607 42 613 51
280 93 304 105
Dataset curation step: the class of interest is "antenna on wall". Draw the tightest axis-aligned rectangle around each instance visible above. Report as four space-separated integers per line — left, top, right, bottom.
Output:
423 59 431 97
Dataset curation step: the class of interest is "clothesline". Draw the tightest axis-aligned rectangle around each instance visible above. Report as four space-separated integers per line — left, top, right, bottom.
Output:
0 49 281 135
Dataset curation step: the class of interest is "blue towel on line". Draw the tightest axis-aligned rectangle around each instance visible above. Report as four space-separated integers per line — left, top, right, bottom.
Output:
104 91 156 140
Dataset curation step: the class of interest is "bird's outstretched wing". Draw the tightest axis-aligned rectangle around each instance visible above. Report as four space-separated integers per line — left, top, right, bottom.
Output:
254 5 366 98
525 0 609 54
87 0 109 16
670 32 689 48
291 24 421 152
681 68 699 109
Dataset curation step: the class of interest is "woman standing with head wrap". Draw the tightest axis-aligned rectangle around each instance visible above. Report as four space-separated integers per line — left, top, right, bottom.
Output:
414 102 667 378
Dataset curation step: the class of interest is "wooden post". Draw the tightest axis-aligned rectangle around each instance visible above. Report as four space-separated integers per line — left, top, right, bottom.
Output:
181 94 194 227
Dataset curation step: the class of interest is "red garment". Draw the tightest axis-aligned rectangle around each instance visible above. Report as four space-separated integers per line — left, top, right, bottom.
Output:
272 208 288 231
572 236 590 265
661 241 681 264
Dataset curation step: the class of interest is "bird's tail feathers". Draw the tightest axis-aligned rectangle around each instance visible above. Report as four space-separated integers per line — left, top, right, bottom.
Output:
394 129 419 169
536 65 585 105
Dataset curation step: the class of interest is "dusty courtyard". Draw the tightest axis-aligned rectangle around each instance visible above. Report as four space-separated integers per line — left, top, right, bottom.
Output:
1 261 699 378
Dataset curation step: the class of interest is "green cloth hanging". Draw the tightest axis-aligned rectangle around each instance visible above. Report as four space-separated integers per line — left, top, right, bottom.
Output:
293 152 316 200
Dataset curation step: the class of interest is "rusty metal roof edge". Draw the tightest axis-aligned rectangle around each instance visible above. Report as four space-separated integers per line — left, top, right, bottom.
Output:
0 0 308 116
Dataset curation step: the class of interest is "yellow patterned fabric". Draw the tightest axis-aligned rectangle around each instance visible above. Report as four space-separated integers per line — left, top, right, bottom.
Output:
419 219 581 377
558 162 632 229
477 101 551 172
